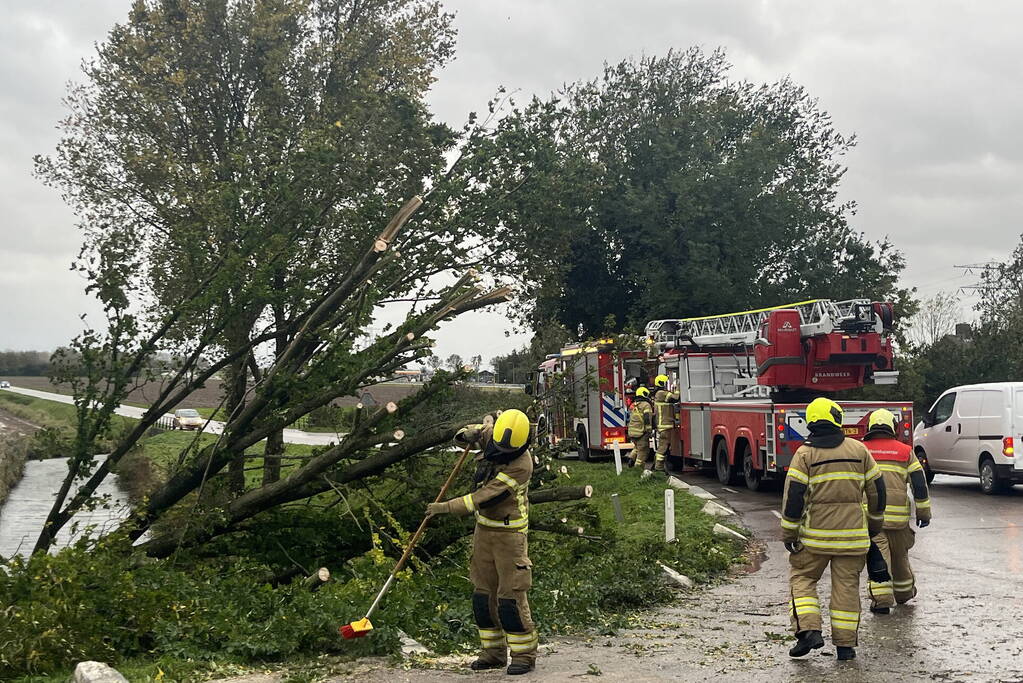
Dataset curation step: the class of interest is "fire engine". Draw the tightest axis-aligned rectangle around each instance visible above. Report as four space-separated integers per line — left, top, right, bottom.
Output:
533 339 647 461
644 298 913 490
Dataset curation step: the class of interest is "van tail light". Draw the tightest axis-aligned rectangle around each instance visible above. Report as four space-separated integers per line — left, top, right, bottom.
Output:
1003 437 1015 457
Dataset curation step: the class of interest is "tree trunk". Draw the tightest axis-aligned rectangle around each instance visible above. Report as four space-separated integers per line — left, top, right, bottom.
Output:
263 289 288 486
224 309 254 495
303 567 331 592
527 485 593 504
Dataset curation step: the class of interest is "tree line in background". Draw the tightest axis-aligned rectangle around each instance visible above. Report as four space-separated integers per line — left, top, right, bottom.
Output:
0 350 50 376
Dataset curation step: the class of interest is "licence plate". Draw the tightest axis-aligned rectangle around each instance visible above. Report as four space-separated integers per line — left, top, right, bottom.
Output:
843 427 860 435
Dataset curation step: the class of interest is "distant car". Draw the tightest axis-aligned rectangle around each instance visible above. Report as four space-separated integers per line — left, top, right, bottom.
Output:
914 382 1023 494
172 408 204 431
0 381 10 388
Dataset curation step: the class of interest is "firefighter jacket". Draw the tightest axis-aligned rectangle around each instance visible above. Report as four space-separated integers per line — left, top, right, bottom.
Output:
862 432 931 528
781 436 886 555
653 389 678 432
444 424 533 533
628 398 653 439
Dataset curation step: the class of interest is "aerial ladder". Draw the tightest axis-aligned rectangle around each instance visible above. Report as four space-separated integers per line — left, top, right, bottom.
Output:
645 299 899 398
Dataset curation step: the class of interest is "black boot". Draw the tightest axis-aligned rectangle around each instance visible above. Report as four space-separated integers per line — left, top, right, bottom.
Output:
506 660 534 675
837 646 856 661
870 605 891 614
469 658 505 671
788 630 824 657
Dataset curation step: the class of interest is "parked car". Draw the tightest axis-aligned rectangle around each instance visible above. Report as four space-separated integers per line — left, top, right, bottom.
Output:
172 408 204 431
0 381 10 388
914 382 1023 494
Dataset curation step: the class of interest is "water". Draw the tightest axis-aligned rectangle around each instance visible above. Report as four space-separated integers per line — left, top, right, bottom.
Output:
0 456 131 559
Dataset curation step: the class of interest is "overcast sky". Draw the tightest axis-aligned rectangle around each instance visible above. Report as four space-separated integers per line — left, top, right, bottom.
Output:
1 1 1020 366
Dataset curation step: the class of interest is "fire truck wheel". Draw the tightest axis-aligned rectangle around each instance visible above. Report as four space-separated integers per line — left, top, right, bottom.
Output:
576 427 591 462
715 439 741 486
742 444 765 492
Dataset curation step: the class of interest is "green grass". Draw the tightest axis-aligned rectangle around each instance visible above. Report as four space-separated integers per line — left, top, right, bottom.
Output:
0 392 79 428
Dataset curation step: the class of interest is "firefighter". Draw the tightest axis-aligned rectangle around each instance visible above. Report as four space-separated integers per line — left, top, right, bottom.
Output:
627 386 654 468
426 409 537 675
780 397 886 662
648 374 678 476
861 408 932 613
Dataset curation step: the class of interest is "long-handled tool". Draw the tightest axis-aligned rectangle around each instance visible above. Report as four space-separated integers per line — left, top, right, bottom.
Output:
340 444 473 639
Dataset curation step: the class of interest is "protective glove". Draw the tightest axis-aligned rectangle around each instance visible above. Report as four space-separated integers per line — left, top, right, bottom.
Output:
784 541 803 554
916 518 930 528
426 501 451 517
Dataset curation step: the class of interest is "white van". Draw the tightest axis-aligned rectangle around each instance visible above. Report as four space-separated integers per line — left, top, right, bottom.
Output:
914 382 1023 494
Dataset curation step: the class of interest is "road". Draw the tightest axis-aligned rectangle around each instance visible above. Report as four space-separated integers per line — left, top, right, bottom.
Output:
1 385 342 446
323 470 1023 683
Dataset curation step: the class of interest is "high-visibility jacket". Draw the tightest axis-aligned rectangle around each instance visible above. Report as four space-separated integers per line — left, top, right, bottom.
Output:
628 398 653 439
862 434 931 529
447 424 532 533
653 389 678 432
781 437 886 555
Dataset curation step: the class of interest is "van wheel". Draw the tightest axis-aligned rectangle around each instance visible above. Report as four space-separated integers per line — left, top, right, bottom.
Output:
979 457 1008 494
743 444 765 492
715 439 741 486
917 450 935 484
576 427 591 462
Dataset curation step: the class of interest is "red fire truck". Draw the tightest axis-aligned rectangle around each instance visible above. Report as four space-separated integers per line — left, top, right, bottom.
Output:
645 299 913 490
533 339 648 461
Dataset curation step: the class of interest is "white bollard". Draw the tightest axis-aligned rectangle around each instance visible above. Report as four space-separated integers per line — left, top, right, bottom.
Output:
613 441 623 475
664 488 676 543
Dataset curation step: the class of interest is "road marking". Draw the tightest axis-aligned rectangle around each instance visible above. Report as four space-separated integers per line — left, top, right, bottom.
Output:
723 487 739 494
771 510 782 519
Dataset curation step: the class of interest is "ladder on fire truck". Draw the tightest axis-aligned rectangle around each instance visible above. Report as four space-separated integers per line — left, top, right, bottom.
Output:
645 298 897 400
644 298 887 350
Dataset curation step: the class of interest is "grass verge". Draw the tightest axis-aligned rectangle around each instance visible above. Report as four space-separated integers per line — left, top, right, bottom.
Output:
1 456 750 682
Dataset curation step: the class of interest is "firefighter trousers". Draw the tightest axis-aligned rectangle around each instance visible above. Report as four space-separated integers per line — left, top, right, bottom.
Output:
653 429 672 470
869 527 917 608
789 549 866 647
632 434 651 467
469 526 537 666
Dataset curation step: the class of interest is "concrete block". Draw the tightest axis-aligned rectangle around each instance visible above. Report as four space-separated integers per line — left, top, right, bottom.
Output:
74 662 129 683
659 562 694 589
687 485 716 500
713 523 749 542
667 476 690 491
702 500 736 518
399 630 430 656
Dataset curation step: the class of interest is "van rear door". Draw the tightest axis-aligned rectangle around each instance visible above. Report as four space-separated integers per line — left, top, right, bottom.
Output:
1015 388 1023 472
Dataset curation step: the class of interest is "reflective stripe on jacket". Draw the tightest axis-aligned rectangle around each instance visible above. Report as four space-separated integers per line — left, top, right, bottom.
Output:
628 400 653 439
781 438 884 555
447 423 533 533
863 436 931 528
653 389 677 431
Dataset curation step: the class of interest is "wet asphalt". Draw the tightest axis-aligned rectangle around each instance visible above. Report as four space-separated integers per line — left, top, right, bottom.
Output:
339 471 1023 683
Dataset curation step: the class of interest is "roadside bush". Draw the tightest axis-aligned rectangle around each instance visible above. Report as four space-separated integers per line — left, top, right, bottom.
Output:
0 434 28 508
0 460 746 680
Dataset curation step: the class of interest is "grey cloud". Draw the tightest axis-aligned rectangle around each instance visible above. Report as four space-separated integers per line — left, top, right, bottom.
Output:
3 0 1022 355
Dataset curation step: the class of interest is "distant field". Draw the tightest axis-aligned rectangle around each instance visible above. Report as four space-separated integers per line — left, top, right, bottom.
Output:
0 377 522 410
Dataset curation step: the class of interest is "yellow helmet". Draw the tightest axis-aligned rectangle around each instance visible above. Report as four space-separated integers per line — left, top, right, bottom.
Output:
805 397 843 427
868 408 897 432
492 409 531 452
636 387 650 398
654 374 669 388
